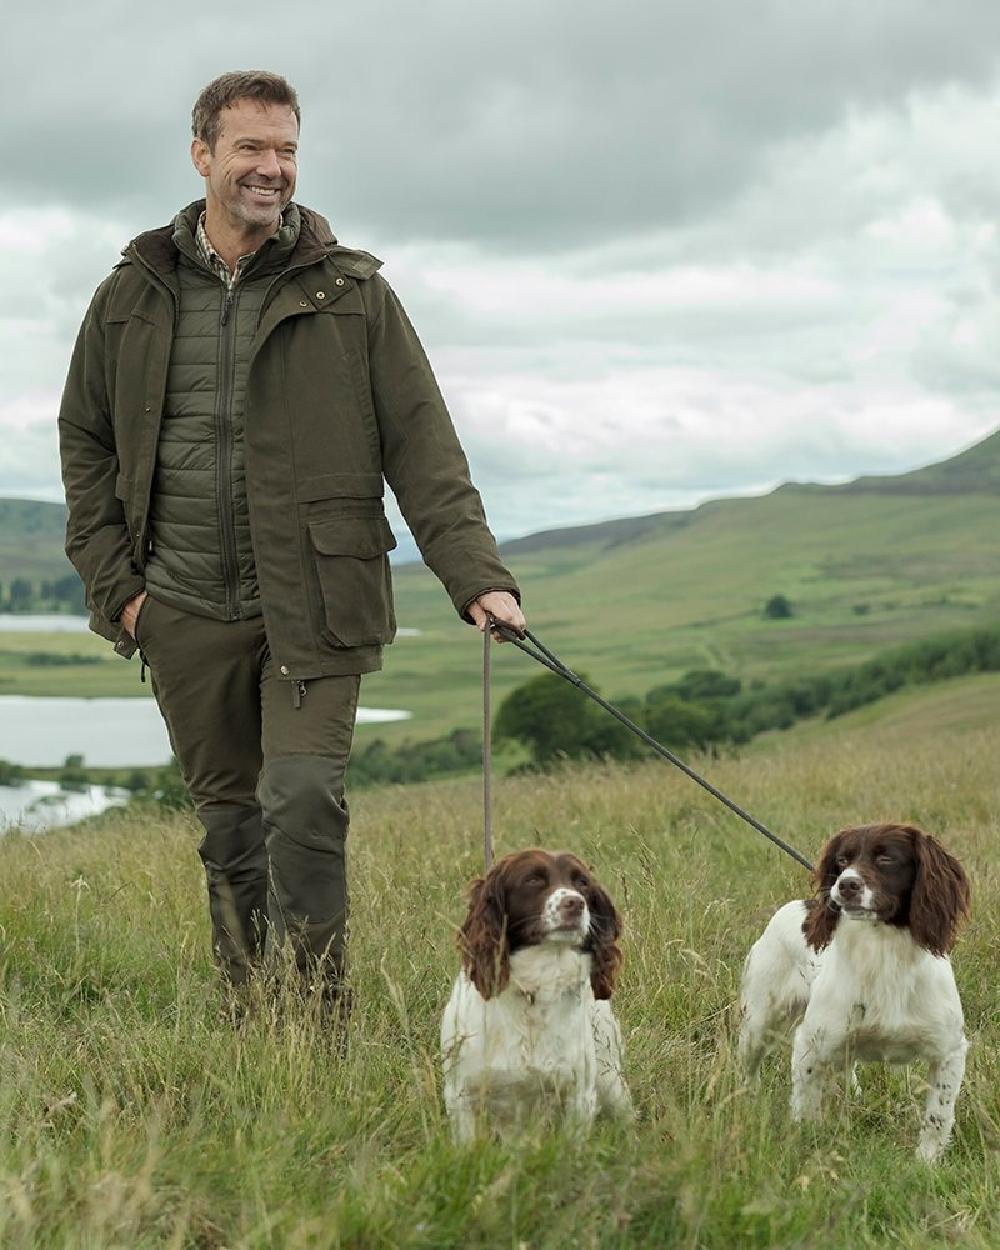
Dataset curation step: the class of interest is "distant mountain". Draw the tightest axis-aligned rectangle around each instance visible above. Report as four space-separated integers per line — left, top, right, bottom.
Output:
0 498 72 586
495 425 999 559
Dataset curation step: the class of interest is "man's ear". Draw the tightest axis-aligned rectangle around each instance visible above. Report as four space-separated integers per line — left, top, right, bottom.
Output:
191 137 211 178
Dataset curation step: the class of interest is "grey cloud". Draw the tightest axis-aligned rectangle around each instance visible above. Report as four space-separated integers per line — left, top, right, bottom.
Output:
6 0 1000 251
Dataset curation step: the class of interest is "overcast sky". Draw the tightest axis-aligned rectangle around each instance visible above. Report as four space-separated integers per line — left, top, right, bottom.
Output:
3 0 999 541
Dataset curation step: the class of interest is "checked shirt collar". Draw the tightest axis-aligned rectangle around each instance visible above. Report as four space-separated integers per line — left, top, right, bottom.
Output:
195 211 285 292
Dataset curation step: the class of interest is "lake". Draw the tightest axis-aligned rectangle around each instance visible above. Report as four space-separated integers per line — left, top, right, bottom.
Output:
0 614 414 766
0 614 421 637
0 779 130 834
0 696 411 768
0 613 414 828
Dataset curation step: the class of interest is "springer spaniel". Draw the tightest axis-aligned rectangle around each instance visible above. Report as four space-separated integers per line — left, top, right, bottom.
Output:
739 823 971 1162
441 849 633 1142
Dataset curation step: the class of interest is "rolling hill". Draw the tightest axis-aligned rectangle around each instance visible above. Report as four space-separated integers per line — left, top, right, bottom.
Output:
364 426 1000 736
2 427 998 742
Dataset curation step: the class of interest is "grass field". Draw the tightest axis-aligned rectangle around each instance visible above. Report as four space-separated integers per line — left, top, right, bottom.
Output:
0 725 996 1247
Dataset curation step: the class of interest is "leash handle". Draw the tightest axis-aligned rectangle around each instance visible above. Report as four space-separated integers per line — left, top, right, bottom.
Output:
489 622 814 873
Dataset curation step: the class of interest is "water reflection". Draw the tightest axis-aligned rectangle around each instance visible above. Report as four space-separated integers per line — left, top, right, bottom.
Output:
0 780 129 834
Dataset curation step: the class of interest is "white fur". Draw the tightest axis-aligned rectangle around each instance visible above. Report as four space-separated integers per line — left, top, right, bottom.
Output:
739 899 966 1162
441 943 632 1142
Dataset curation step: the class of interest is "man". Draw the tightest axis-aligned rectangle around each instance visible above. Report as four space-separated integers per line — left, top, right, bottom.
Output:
58 70 525 1014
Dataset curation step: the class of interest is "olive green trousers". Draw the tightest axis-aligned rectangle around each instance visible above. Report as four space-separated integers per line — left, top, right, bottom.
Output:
135 594 360 992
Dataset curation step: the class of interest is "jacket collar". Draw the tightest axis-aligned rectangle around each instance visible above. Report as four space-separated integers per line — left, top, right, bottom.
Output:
124 200 367 278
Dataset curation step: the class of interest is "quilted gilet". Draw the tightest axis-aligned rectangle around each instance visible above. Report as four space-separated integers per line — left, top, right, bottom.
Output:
143 220 297 619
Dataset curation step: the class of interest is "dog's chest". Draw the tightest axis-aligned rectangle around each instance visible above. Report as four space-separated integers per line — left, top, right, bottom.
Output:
486 947 593 1081
821 931 957 1061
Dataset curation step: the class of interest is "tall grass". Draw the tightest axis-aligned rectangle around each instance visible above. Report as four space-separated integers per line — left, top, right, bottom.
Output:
0 730 996 1247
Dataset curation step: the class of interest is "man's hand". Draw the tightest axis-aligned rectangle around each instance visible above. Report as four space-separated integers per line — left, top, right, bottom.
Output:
120 590 148 640
467 590 526 641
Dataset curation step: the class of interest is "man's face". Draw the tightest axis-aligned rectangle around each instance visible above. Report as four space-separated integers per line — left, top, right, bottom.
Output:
191 98 298 234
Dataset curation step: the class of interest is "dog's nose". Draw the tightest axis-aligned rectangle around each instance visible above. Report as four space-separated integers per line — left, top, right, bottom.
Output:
559 894 585 919
837 875 862 900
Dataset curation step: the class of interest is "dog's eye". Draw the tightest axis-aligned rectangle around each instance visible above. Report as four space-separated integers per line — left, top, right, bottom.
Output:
525 872 548 886
875 853 895 865
835 855 850 868
573 874 590 889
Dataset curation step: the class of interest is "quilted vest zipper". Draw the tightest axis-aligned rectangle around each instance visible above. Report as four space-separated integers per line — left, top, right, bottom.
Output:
217 287 242 619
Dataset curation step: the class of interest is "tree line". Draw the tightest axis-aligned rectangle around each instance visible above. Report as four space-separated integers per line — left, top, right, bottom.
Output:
0 575 86 615
494 624 1000 766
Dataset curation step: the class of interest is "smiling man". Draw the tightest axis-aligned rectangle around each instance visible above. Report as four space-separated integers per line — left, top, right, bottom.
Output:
58 70 524 1024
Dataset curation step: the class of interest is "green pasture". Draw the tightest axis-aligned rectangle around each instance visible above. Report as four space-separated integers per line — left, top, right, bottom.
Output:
0 726 996 1246
5 489 1000 754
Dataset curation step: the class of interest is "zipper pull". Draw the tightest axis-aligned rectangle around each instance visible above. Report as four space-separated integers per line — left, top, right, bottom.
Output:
292 680 307 710
221 290 233 325
140 655 147 684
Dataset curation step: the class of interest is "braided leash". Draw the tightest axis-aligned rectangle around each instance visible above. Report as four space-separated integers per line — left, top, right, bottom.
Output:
482 619 814 874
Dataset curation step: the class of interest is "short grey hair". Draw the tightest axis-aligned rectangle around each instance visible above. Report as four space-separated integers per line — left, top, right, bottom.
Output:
191 70 300 150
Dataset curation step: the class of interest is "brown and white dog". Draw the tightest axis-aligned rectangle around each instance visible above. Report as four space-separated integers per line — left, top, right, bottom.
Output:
441 849 633 1141
738 823 971 1161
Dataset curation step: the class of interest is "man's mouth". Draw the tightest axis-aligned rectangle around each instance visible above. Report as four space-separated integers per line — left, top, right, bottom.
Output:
241 184 281 200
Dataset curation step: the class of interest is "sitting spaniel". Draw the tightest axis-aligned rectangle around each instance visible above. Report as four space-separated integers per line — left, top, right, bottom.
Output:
739 822 971 1162
441 849 633 1142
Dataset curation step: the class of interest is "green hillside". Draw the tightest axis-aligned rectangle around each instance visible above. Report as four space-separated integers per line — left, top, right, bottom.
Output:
2 428 998 746
752 672 1000 751
366 427 1000 739
0 497 73 584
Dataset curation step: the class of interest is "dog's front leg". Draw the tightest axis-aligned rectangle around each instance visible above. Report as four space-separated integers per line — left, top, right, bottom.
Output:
790 1021 843 1122
917 1040 967 1163
448 1094 478 1145
592 1003 634 1121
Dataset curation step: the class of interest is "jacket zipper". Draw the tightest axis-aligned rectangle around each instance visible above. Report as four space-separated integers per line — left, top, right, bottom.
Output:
217 286 242 620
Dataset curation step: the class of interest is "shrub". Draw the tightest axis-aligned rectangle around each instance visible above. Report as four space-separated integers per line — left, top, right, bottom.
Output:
763 594 794 619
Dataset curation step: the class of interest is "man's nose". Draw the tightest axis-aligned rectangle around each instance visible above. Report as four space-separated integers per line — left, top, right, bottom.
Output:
255 149 282 178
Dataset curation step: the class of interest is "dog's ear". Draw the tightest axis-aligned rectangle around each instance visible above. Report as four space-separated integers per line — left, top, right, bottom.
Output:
907 827 971 956
457 864 510 999
585 879 623 1000
802 831 845 951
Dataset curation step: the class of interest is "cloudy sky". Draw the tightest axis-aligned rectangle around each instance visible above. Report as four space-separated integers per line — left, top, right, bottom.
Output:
3 0 1000 541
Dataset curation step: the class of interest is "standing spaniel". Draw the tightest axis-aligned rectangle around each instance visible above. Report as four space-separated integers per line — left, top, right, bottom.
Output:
441 849 633 1142
739 823 971 1161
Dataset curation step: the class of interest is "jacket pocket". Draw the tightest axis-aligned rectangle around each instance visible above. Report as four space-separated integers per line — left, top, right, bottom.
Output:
133 593 154 651
307 515 398 647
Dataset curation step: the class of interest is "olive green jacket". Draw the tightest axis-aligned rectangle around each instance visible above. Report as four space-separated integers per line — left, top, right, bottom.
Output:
58 202 519 680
